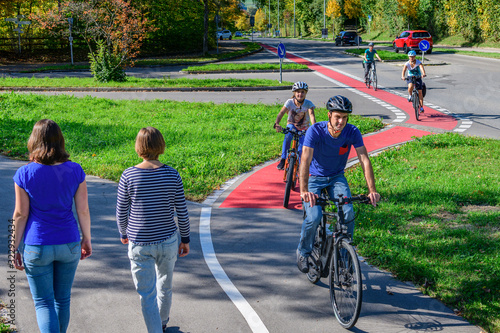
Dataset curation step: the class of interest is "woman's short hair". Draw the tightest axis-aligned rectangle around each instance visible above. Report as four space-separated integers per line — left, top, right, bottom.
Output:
27 119 70 165
135 127 165 160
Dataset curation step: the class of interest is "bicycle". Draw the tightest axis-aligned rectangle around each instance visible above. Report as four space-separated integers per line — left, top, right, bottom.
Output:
408 75 422 121
304 192 371 328
364 61 377 91
281 127 306 208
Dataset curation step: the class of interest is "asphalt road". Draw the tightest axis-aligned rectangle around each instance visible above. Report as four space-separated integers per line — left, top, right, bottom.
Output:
254 37 500 139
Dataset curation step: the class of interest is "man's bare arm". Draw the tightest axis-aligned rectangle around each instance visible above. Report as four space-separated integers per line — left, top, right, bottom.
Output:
355 145 380 206
299 146 317 206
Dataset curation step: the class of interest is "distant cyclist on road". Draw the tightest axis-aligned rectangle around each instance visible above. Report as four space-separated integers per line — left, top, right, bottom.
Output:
296 95 380 273
402 50 427 113
363 42 382 83
274 81 316 170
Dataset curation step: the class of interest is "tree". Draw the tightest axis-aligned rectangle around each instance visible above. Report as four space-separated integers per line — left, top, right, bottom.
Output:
31 0 156 81
255 8 267 31
235 14 250 31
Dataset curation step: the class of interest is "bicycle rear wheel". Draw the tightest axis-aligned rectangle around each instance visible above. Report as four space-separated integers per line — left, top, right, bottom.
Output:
413 90 420 121
283 155 296 208
330 239 363 329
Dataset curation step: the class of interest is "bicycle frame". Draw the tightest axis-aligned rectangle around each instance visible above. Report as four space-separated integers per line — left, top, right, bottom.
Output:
282 129 305 183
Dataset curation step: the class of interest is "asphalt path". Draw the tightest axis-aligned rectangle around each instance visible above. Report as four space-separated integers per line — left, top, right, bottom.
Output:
0 39 493 332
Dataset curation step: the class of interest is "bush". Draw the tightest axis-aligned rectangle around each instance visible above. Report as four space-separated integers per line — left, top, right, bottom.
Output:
89 41 126 82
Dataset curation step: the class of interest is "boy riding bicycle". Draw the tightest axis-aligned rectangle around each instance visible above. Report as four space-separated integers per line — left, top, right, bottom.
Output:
297 95 380 273
274 81 316 170
401 50 427 113
363 42 382 83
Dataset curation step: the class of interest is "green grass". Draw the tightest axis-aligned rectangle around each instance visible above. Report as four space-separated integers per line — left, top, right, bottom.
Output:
435 34 500 49
135 41 262 66
0 76 292 88
344 48 413 61
0 93 384 202
182 63 309 72
19 42 262 72
347 133 500 333
433 48 500 60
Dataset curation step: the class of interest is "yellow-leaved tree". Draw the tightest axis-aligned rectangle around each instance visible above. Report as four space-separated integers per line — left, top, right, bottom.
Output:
254 8 267 31
235 14 250 31
344 0 363 20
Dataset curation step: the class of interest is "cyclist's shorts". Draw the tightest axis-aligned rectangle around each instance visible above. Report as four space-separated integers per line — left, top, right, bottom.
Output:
406 76 423 90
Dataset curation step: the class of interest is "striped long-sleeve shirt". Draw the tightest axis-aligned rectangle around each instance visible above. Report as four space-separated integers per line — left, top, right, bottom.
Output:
116 164 190 245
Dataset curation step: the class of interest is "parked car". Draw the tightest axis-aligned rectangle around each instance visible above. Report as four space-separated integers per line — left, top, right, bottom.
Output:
217 30 232 40
234 31 243 37
393 30 433 54
335 31 362 46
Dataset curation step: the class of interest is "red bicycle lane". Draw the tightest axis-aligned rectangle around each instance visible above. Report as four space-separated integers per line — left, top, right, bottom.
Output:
219 43 459 210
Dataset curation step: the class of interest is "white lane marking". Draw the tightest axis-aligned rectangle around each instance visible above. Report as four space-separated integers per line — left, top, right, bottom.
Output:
389 89 474 132
313 71 407 123
267 44 473 133
199 207 269 333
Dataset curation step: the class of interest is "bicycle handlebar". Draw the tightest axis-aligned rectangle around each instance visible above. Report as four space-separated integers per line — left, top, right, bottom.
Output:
281 128 307 137
316 194 371 207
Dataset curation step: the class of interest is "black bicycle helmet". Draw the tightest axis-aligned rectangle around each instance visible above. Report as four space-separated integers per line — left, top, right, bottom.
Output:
326 95 353 113
292 81 309 92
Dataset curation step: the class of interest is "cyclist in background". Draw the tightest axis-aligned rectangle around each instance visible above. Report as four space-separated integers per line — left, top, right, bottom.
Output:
274 81 316 170
297 95 380 273
363 42 382 84
401 50 427 113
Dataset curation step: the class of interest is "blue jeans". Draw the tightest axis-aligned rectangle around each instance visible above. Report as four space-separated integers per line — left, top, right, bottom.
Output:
281 124 304 159
298 175 355 257
23 242 81 333
128 236 178 333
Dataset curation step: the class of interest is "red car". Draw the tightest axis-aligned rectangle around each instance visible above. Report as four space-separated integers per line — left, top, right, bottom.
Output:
393 30 433 54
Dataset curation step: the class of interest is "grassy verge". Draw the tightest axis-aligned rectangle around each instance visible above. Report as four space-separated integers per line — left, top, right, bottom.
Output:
182 63 309 72
434 35 500 49
347 133 500 333
19 42 262 73
0 93 384 202
135 41 261 66
433 48 500 60
0 77 292 88
344 48 413 61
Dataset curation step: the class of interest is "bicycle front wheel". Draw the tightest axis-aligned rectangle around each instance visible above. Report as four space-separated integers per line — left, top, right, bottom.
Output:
413 90 420 121
330 239 363 329
372 71 377 91
283 155 296 208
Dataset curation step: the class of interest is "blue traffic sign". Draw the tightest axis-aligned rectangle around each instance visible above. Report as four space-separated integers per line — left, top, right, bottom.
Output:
277 42 286 58
419 40 430 52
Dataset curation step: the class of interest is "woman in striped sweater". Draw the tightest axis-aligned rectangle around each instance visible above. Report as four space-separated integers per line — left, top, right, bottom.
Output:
116 127 190 333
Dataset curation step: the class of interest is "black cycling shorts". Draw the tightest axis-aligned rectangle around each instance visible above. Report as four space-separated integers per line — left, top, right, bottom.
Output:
406 76 423 90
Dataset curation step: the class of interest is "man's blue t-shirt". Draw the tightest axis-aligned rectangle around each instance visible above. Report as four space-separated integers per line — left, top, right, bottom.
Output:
303 122 364 177
13 161 85 245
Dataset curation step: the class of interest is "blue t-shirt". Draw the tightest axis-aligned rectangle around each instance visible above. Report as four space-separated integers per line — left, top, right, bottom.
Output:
13 161 86 245
303 122 364 177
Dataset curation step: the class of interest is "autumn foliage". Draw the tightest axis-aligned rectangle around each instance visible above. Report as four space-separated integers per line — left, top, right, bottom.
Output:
30 0 156 81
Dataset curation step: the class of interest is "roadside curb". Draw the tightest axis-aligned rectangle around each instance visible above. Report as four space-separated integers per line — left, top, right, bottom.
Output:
3 46 265 74
0 85 292 92
183 68 312 74
341 50 448 66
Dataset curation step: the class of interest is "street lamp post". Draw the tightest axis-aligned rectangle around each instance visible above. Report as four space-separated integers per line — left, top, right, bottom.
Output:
278 0 280 37
293 0 296 38
68 17 74 65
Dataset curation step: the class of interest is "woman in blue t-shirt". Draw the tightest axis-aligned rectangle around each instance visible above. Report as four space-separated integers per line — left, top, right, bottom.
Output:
12 119 91 333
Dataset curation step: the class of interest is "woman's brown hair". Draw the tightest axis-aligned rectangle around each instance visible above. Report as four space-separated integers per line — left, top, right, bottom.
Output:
135 127 165 160
27 119 70 165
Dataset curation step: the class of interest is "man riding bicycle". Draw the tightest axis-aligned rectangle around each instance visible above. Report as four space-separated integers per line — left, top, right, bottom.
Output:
363 42 382 84
297 95 380 273
401 50 427 113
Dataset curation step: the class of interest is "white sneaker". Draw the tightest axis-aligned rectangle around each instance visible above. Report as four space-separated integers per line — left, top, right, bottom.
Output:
408 95 412 102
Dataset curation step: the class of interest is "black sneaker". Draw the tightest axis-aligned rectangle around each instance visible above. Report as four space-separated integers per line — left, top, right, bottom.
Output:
297 250 309 273
277 158 286 170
